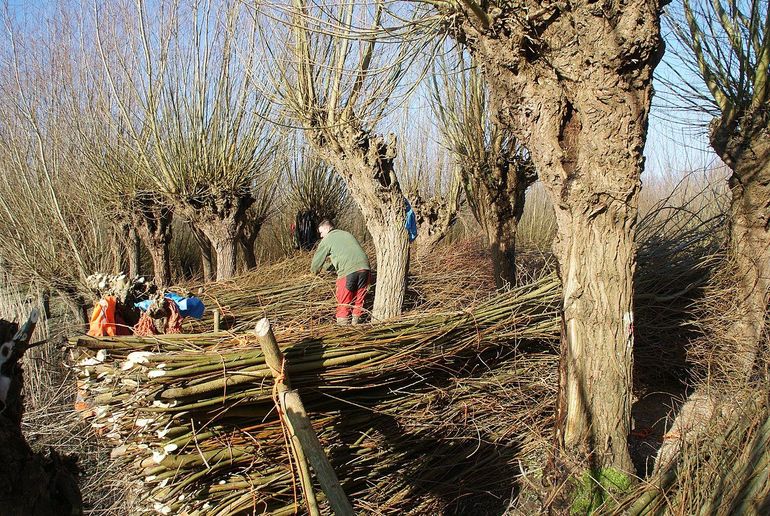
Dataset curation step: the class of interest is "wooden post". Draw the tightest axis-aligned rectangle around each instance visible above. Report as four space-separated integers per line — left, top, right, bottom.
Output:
213 309 220 333
255 318 355 516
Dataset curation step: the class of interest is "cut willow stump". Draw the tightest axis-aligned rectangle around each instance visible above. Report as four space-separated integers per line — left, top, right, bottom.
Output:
255 318 354 516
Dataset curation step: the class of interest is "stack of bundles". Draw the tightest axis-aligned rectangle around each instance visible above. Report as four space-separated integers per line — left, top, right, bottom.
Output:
187 241 498 332
72 275 560 514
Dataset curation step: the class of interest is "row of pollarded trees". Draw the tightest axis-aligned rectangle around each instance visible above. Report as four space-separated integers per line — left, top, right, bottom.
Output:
87 1 276 283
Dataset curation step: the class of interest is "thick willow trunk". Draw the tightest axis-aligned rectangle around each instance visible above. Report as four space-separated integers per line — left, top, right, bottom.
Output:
114 222 141 277
211 233 239 281
127 226 141 278
484 215 518 290
370 219 409 321
465 159 531 290
722 144 770 377
183 193 253 281
555 209 636 473
240 235 258 270
146 241 172 287
130 196 173 287
240 216 264 271
447 0 661 476
190 225 215 282
111 228 126 275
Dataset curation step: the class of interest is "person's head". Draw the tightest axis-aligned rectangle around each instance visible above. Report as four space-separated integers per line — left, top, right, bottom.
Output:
318 219 334 238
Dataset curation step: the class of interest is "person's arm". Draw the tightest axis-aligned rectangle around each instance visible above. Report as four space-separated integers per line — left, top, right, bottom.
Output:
310 239 331 274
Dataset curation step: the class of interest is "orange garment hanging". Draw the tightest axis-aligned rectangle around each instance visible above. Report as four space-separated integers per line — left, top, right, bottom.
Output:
87 296 130 337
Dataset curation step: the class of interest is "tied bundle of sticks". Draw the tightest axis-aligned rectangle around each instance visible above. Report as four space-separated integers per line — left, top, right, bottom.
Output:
72 275 560 515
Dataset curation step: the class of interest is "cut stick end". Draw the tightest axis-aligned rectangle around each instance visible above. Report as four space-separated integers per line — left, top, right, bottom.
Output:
254 318 271 337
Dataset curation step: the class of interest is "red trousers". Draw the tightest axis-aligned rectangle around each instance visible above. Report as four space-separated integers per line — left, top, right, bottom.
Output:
335 270 370 319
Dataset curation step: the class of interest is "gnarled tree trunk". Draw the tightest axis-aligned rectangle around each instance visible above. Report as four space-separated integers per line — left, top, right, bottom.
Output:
130 194 173 287
127 226 141 278
467 158 532 289
113 216 141 278
445 0 663 475
486 213 518 289
239 211 267 271
182 193 254 281
711 123 770 377
369 207 409 321
409 185 461 257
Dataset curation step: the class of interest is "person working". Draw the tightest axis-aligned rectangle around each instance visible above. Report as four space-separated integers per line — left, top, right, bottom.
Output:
310 220 371 325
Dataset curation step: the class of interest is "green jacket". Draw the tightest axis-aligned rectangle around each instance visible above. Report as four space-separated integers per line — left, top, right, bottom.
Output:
310 229 370 278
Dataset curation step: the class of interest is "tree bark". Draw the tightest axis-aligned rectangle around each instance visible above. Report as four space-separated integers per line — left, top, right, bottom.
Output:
555 209 636 474
190 224 215 282
410 186 460 258
212 235 239 281
127 226 141 278
240 235 258 270
370 216 409 321
114 221 141 277
240 215 265 271
444 0 664 475
486 214 518 289
129 194 173 287
182 192 254 281
111 227 127 276
711 125 770 377
145 241 172 288
463 154 533 289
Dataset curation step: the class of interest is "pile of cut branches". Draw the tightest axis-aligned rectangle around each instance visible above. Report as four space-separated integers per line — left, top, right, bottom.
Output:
72 275 559 514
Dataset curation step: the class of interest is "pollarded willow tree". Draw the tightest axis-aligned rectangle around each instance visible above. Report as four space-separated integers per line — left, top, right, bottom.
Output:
424 0 666 475
430 53 535 288
94 0 276 281
265 0 424 320
669 0 770 377
74 122 174 285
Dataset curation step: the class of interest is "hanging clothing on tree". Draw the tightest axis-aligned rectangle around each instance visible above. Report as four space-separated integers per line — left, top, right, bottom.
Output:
294 210 320 250
404 198 417 243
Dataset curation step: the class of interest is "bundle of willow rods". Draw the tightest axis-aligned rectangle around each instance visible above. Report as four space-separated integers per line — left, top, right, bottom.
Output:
72 274 560 514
